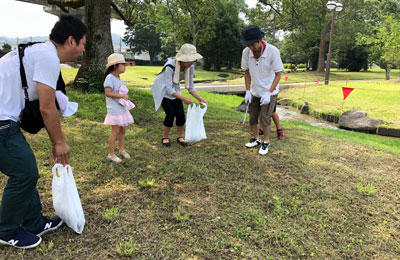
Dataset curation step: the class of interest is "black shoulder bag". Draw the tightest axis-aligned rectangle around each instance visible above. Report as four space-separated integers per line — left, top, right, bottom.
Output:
18 42 66 134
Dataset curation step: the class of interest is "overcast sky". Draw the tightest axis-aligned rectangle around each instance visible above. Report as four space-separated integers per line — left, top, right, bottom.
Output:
0 0 258 38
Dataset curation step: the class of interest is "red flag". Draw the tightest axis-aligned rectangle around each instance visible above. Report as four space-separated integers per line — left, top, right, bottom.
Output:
285 76 288 81
233 74 236 80
316 79 320 85
342 87 354 100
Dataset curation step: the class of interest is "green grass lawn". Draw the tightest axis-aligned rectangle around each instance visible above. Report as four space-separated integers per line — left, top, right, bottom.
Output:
61 66 400 87
279 80 400 128
279 68 400 84
1 88 399 259
61 66 239 88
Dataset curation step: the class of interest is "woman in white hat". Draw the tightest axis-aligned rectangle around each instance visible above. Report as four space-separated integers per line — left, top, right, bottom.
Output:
152 43 207 147
103 53 134 162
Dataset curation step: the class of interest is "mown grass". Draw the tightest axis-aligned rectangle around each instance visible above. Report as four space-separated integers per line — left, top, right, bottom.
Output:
61 67 400 87
1 89 399 259
279 80 400 128
61 66 236 88
280 68 400 84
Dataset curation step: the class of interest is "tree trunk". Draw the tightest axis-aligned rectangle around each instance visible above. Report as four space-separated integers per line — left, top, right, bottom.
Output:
74 0 113 91
317 27 327 72
385 67 391 80
317 1 327 72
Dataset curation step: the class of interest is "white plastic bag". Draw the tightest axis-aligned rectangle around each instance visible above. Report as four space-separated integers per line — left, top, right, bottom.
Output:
185 103 207 142
52 164 85 234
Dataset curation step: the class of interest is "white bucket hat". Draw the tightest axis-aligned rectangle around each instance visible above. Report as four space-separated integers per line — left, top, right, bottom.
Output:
175 44 203 62
106 53 128 69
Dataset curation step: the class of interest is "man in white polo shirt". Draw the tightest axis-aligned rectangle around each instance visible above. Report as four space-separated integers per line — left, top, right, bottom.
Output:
0 16 87 249
241 25 284 155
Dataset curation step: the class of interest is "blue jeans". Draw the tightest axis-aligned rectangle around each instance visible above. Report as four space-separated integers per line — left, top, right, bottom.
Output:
0 120 44 236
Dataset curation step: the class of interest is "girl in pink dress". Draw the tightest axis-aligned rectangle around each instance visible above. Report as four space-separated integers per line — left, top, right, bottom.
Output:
103 53 134 163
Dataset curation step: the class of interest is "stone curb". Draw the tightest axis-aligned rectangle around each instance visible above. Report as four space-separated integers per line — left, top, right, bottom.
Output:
377 127 400 138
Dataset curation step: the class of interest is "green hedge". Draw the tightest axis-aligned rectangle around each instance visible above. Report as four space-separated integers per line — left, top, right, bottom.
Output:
283 63 306 69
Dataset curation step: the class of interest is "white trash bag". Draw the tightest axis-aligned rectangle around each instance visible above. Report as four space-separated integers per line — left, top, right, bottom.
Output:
52 164 85 234
185 103 207 142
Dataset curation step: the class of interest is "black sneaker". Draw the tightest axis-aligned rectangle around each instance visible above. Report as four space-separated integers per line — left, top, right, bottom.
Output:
33 216 64 237
245 138 261 148
0 227 41 249
259 142 270 155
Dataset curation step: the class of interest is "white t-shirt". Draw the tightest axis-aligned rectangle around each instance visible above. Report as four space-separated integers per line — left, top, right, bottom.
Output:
0 41 60 122
104 74 126 115
241 43 284 97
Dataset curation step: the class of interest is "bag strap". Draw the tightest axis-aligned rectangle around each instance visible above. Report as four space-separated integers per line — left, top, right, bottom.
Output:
18 42 66 106
18 42 43 102
56 73 66 94
159 64 175 75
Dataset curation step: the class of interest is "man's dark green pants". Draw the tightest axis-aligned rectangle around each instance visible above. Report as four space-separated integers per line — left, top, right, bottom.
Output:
0 120 45 237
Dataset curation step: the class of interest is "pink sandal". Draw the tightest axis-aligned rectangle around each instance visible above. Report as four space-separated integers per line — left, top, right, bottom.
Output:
106 154 122 163
119 150 131 159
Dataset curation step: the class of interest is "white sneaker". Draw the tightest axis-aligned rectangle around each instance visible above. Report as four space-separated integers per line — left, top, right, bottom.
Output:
245 138 261 148
259 142 270 155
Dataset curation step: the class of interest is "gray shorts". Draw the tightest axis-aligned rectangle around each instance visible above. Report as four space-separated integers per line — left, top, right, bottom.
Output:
249 94 278 126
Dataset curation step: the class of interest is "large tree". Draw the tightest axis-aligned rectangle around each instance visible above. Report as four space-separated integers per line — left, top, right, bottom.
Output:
155 0 218 47
124 19 162 65
255 0 373 72
48 0 151 91
358 15 400 79
356 0 400 79
198 0 246 70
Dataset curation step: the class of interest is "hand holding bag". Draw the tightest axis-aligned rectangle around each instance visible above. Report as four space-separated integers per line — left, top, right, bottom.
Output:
52 164 85 234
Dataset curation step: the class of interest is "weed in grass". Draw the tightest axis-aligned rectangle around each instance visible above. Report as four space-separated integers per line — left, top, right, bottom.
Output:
230 241 243 254
102 207 121 221
63 246 73 260
138 177 155 188
212 236 225 250
356 182 377 196
248 208 267 228
116 237 140 256
38 240 54 253
173 204 190 222
159 164 172 175
272 195 283 213
234 225 252 239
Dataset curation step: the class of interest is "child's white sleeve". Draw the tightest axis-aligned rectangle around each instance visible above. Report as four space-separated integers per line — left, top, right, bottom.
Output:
104 74 114 90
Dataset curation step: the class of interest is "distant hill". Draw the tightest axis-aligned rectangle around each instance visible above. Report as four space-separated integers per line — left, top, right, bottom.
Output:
0 33 128 51
0 36 48 47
